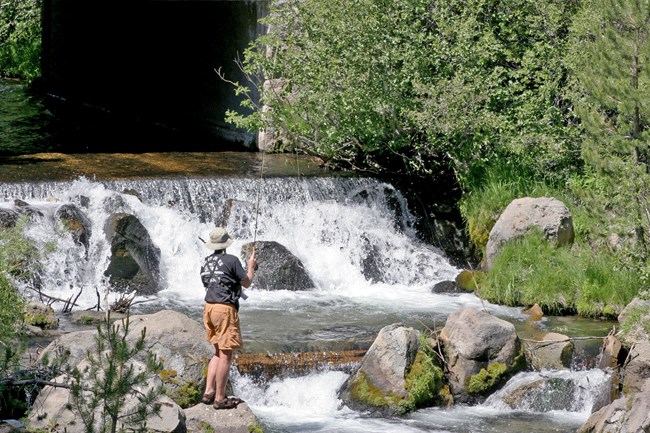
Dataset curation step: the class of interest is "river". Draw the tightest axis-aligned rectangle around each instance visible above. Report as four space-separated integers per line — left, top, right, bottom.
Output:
0 79 614 432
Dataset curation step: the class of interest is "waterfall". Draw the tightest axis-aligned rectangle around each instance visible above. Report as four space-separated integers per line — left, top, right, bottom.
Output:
0 176 464 310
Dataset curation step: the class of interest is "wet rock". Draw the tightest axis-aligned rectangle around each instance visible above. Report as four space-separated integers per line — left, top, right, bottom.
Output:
502 377 580 412
241 241 315 291
599 333 624 371
13 199 43 219
338 323 420 415
523 303 544 321
622 341 650 395
454 269 481 292
222 199 256 239
55 203 92 252
359 234 383 283
0 207 20 228
486 197 574 269
23 301 58 330
524 332 573 371
439 307 523 403
431 280 468 295
578 378 650 433
103 213 162 295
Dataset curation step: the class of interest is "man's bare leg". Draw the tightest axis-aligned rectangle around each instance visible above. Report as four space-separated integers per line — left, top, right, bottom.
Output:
215 349 233 402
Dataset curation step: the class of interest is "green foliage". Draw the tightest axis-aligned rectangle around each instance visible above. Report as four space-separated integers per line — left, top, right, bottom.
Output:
458 169 558 253
479 230 642 317
401 350 446 413
565 0 650 267
0 0 41 80
248 423 265 433
620 306 650 341
228 0 581 181
69 313 164 433
466 362 508 395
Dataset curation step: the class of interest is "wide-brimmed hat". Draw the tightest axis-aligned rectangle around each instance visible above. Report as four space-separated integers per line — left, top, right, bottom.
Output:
205 227 234 250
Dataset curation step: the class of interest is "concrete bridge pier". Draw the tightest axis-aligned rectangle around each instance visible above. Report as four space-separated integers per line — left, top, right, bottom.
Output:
41 0 269 150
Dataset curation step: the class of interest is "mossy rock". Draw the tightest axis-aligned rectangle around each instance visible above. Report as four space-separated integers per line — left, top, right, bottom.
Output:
455 270 483 292
349 350 448 415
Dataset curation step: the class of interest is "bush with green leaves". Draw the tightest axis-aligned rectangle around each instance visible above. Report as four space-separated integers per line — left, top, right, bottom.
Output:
0 0 42 80
227 0 581 185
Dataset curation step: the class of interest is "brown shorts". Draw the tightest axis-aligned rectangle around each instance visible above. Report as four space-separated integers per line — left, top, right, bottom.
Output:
203 303 242 350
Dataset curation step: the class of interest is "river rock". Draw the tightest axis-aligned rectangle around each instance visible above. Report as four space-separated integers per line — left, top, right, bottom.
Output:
26 363 185 433
439 307 522 402
221 199 255 238
184 402 259 433
14 199 44 219
55 203 92 253
622 341 650 395
431 280 470 295
103 213 162 295
125 310 215 407
618 294 650 344
338 323 420 415
524 332 573 371
599 332 624 371
485 197 574 269
241 241 315 291
502 377 584 412
23 301 58 330
0 207 19 228
578 378 650 433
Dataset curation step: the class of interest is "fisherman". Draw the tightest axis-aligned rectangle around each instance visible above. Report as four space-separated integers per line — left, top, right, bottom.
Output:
200 227 256 410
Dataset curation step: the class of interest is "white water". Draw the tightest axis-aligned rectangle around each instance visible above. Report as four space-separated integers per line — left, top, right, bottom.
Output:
1 176 607 432
232 367 612 433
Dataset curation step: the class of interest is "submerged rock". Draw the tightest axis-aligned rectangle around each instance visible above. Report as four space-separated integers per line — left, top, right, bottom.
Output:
241 241 314 291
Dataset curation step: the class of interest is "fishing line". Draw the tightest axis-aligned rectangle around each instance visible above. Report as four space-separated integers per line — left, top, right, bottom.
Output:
253 148 266 244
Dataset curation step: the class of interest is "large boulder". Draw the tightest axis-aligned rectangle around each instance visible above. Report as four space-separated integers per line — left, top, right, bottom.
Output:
622 341 650 395
241 241 315 291
38 311 214 408
125 310 214 407
55 203 92 253
339 323 442 415
26 364 186 433
103 213 162 295
485 197 574 269
578 378 650 433
439 307 523 402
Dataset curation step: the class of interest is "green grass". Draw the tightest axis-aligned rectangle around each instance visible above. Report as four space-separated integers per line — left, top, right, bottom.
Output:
478 230 642 318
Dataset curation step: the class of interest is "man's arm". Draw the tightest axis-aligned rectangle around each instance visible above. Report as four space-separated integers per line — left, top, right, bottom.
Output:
240 249 256 288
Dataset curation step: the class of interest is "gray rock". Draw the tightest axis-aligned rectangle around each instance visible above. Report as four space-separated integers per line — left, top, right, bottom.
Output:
578 378 650 433
338 323 420 414
55 203 92 252
184 403 259 433
622 341 650 395
103 213 162 295
524 332 574 371
26 364 185 433
241 241 315 291
439 307 522 402
23 301 58 330
485 197 574 269
0 207 19 228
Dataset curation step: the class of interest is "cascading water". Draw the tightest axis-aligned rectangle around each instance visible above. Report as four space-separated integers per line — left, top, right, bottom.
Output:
1 175 610 432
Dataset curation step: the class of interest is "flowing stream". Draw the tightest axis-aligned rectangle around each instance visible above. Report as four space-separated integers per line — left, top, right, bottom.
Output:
0 175 613 433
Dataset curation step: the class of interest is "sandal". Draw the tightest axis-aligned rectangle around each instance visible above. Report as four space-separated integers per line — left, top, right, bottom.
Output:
201 392 215 405
213 396 244 410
